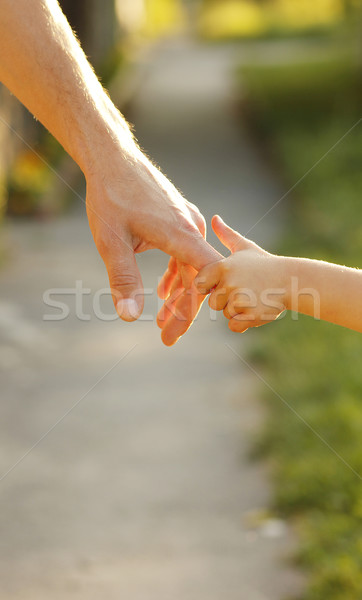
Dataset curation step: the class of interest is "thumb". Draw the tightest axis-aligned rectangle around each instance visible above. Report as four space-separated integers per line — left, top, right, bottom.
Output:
106 244 144 322
211 215 250 254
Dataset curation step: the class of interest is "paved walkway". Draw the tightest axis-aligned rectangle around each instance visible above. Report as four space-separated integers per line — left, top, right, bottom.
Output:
0 38 302 599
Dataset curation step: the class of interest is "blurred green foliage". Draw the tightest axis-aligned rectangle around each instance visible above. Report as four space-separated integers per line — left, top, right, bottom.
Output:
240 48 362 599
143 0 186 36
199 0 361 39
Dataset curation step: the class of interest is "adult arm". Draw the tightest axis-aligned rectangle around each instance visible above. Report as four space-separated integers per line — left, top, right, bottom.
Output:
0 0 221 323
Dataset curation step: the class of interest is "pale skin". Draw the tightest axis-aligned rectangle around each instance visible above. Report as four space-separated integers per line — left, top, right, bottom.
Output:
0 0 221 344
194 215 362 334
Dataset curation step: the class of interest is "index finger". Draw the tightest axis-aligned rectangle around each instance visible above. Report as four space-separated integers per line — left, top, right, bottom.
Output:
166 230 223 272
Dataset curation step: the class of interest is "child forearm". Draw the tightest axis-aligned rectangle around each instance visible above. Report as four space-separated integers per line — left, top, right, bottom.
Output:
283 257 362 332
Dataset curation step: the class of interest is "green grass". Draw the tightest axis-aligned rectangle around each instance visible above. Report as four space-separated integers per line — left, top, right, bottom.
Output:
239 50 362 599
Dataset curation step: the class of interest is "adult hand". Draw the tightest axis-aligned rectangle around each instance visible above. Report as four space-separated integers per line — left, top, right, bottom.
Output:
86 143 222 322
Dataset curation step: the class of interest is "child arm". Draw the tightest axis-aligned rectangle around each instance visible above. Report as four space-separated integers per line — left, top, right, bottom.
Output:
283 256 362 332
195 216 362 333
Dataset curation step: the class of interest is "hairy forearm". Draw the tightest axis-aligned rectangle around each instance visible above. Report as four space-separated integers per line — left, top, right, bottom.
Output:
0 0 135 173
284 257 362 332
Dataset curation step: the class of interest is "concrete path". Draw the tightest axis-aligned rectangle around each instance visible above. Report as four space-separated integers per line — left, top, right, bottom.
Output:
0 38 302 599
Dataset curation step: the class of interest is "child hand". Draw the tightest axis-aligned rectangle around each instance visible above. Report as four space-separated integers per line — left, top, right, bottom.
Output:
194 216 288 333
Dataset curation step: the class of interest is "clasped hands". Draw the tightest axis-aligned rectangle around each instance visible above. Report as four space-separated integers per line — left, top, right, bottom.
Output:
86 143 284 345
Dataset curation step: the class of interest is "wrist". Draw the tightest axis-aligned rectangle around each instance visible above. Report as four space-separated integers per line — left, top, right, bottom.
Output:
264 254 291 311
76 99 138 177
281 256 298 311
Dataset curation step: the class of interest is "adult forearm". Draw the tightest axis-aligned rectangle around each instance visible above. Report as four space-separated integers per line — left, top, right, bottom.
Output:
284 257 362 332
0 0 134 173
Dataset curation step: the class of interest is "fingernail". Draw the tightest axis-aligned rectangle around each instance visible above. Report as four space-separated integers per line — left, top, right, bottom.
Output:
116 298 140 321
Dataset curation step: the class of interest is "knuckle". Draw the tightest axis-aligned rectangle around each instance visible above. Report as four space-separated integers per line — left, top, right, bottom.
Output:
223 306 231 319
95 227 126 260
192 211 206 236
109 266 139 289
182 218 200 237
208 287 222 309
221 260 233 276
